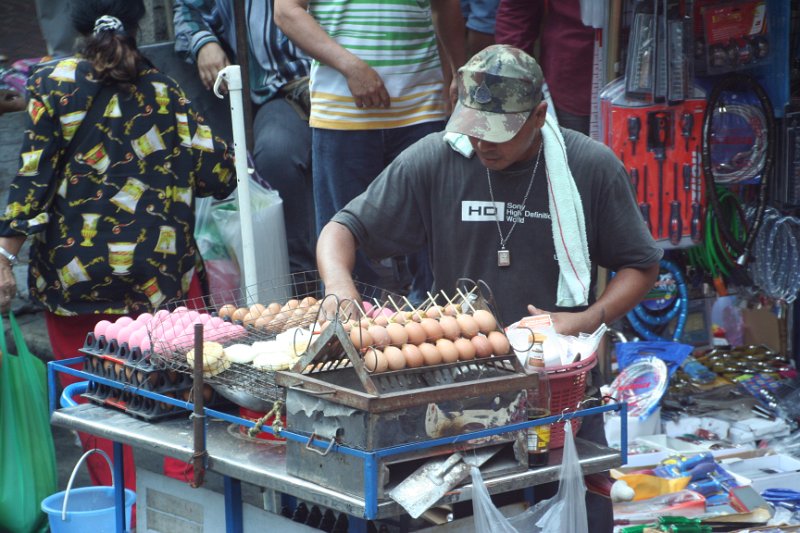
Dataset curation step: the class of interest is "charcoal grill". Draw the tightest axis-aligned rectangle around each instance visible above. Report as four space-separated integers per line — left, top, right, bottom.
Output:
275 320 537 500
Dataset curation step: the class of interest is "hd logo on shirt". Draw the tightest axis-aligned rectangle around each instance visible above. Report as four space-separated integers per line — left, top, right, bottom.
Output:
462 201 550 223
462 201 504 221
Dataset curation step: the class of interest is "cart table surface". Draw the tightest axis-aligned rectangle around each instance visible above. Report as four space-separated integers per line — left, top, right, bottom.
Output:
52 403 621 520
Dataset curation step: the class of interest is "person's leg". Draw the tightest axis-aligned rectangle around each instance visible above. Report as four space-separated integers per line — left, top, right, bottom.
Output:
253 98 316 278
313 128 387 286
46 312 138 526
555 108 591 136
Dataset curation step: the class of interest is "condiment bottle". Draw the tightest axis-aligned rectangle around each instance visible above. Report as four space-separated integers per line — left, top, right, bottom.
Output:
525 362 550 467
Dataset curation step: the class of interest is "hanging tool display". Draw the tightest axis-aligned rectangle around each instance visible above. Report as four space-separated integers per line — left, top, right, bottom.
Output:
602 95 706 248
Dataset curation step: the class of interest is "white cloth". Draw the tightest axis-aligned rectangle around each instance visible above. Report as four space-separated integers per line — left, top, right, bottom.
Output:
541 113 591 307
444 114 591 307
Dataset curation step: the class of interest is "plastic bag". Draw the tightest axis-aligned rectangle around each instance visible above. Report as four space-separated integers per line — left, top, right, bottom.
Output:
207 178 291 304
472 420 588 533
0 311 58 533
195 196 241 305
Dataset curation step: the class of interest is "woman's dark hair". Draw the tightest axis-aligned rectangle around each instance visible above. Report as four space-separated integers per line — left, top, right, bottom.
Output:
72 0 147 84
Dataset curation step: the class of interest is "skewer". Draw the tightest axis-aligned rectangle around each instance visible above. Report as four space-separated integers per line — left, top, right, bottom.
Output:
455 287 478 313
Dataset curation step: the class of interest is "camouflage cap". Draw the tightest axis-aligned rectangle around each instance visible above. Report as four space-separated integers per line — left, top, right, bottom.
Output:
445 45 544 143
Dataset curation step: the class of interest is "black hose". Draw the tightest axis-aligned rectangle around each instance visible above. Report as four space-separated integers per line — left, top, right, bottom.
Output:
701 73 775 267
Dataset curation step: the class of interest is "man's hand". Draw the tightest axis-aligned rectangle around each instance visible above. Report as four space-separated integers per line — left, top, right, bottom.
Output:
528 304 601 337
0 261 17 314
343 58 390 109
197 42 230 92
320 279 362 324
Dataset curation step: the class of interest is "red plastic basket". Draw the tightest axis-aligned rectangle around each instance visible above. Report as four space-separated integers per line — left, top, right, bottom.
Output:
545 350 597 449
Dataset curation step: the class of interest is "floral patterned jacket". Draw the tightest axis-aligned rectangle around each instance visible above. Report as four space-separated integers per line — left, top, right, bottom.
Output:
0 57 236 316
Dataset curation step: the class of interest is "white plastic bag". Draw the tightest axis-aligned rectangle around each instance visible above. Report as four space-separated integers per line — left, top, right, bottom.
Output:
210 179 291 304
472 420 588 533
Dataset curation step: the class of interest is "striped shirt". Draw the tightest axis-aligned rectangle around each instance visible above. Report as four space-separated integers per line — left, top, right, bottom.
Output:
173 0 310 105
308 0 447 130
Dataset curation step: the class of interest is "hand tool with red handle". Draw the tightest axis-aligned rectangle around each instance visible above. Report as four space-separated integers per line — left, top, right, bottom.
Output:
648 110 671 239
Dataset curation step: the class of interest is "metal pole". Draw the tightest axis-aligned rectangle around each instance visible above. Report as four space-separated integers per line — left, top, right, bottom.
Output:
215 65 259 299
232 0 254 153
191 323 207 487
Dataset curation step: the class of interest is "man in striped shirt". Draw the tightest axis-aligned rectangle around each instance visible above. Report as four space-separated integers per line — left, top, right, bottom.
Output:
275 0 465 303
174 0 317 283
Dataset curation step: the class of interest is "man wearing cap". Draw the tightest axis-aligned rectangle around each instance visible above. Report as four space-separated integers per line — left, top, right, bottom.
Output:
317 45 660 527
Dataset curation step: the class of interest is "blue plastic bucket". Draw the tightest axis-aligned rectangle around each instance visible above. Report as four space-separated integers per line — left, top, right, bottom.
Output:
41 449 136 533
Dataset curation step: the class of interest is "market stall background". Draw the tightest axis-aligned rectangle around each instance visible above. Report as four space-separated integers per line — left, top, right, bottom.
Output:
3 0 800 531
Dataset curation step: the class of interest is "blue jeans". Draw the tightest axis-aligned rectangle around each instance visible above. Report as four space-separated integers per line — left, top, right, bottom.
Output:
252 97 315 277
313 122 443 301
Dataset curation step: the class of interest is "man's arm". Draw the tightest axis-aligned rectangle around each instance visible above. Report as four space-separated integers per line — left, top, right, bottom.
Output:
173 0 230 90
316 221 362 319
431 0 466 113
529 262 660 336
274 0 390 108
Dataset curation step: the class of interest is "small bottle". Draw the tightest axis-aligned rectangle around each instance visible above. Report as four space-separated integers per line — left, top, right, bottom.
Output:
524 333 546 371
525 364 551 467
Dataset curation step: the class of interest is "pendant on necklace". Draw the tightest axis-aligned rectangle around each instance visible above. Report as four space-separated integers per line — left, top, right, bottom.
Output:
497 249 511 267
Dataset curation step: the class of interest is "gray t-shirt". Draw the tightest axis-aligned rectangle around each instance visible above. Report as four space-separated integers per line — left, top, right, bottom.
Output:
333 129 663 326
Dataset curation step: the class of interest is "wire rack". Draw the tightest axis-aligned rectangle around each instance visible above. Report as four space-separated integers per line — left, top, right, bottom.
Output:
147 271 399 411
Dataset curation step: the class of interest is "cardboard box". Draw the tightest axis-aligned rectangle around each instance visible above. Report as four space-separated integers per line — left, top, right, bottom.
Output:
721 453 800 493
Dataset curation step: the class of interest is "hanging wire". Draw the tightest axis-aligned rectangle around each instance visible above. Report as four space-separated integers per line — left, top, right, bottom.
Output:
748 207 800 303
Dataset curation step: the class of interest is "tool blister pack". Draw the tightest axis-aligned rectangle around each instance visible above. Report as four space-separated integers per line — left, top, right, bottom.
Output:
605 98 707 249
693 0 770 76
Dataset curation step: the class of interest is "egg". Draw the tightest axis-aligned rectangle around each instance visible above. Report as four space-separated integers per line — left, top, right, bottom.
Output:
456 314 480 338
384 346 407 370
349 327 373 351
425 306 443 319
368 325 391 348
135 312 154 324
362 301 375 317
373 314 389 327
300 296 318 307
93 319 113 339
473 310 498 334
266 302 282 315
404 321 427 345
402 344 425 368
472 334 494 358
390 312 406 325
115 316 134 328
416 343 440 366
363 348 388 373
454 338 477 361
249 303 266 317
285 299 300 310
218 304 237 319
442 304 458 317
153 309 170 321
438 315 461 341
104 321 122 342
254 316 270 331
487 330 511 355
386 322 408 346
128 328 148 349
231 307 249 323
436 338 459 363
420 318 444 342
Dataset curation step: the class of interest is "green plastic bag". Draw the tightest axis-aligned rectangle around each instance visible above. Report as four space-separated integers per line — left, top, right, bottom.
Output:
0 312 57 533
